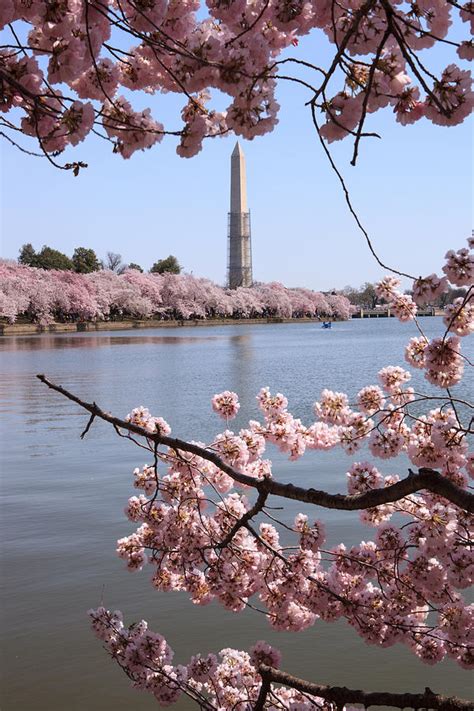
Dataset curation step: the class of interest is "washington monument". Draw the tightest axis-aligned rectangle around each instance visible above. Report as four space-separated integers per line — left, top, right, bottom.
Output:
227 142 253 289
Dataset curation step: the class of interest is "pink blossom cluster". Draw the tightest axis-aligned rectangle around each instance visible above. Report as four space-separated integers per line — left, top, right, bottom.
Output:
404 333 466 389
443 297 474 337
357 385 385 415
375 279 418 323
102 97 164 159
0 261 351 326
1 0 472 160
126 407 171 436
443 247 474 287
390 294 417 322
375 239 473 390
110 377 472 662
412 274 448 306
424 336 464 388
89 607 341 708
211 391 240 420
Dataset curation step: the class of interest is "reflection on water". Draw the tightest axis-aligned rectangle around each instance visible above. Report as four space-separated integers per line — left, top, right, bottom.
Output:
0 320 472 711
0 331 252 351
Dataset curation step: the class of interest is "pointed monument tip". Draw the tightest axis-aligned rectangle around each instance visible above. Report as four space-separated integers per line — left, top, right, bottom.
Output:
232 141 244 157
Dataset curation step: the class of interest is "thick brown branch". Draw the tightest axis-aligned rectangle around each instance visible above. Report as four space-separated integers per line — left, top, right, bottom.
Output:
218 490 268 549
258 665 473 710
253 673 271 711
36 375 474 513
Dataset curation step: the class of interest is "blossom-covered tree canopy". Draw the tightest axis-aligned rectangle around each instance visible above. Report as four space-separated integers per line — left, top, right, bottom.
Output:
0 260 352 324
1 0 472 169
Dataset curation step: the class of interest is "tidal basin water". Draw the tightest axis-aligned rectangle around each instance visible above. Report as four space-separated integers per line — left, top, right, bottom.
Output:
1 319 472 710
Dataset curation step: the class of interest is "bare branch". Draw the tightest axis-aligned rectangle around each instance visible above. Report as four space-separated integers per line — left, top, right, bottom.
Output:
310 102 416 280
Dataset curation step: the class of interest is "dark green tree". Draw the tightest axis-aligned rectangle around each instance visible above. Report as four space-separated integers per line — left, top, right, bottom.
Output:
127 263 144 272
150 255 181 274
18 243 36 266
72 247 101 273
25 245 74 270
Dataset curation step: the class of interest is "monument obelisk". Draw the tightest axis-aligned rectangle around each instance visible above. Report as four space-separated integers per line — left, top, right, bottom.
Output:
227 142 253 289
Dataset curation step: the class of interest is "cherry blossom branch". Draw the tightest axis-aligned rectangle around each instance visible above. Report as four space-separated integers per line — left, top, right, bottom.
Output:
0 131 45 158
217 490 268 549
2 0 471 166
312 0 377 102
256 665 473 711
36 375 474 513
225 0 271 47
350 27 391 166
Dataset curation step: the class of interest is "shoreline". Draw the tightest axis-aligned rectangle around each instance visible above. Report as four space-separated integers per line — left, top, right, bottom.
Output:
0 308 443 337
0 316 328 337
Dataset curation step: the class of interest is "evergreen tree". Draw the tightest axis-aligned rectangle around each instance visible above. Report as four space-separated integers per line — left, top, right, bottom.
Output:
18 243 36 266
72 247 101 273
150 255 181 274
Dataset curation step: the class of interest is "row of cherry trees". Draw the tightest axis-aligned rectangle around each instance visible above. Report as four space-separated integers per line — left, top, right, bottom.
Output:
0 260 351 324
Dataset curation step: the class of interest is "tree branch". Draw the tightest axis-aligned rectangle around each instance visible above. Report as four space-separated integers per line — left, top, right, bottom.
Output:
217 490 268 549
36 375 474 513
258 665 473 710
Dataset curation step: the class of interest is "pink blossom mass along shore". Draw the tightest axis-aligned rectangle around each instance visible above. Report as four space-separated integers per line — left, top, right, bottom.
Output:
0 261 352 326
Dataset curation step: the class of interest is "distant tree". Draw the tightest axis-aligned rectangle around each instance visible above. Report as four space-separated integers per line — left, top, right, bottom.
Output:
150 255 181 274
359 282 378 309
18 243 36 266
438 287 467 308
103 252 123 272
72 247 101 274
27 245 74 271
342 282 379 309
127 263 143 273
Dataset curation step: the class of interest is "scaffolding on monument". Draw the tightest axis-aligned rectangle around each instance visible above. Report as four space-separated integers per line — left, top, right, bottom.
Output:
227 211 253 289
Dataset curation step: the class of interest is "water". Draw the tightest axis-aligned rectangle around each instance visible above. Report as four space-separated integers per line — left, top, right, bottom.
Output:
0 319 472 710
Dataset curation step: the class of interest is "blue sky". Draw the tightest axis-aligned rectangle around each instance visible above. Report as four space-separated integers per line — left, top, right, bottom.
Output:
0 31 472 291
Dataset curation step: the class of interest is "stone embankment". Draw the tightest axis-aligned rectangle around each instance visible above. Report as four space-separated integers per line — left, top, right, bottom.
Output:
0 317 326 336
0 309 445 336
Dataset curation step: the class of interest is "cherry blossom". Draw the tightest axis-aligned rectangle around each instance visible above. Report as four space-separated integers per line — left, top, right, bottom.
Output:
444 297 474 337
1 0 472 165
212 391 240 420
443 247 474 287
413 274 448 306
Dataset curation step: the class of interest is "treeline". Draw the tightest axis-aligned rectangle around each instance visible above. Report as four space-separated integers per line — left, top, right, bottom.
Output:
0 261 351 325
18 243 181 275
342 281 466 308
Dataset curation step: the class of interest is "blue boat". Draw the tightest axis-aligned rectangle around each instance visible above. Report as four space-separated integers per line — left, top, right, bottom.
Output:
321 321 332 329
